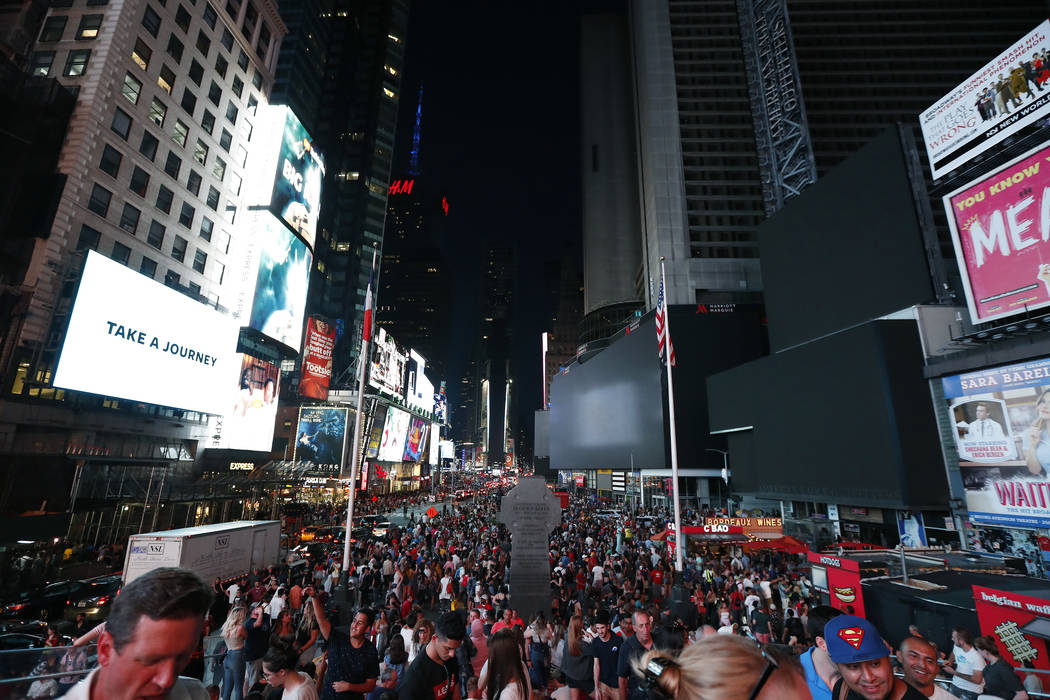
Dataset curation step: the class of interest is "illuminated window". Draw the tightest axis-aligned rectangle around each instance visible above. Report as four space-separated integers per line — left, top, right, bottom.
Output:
384 64 397 76
76 14 103 40
193 139 208 165
132 38 151 70
172 119 189 147
158 65 176 94
383 87 395 99
64 49 91 76
387 33 400 43
30 51 55 76
122 72 142 103
149 97 167 125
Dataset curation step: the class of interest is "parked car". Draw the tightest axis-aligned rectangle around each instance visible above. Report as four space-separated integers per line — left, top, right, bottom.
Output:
3 580 91 621
360 515 392 539
65 574 122 622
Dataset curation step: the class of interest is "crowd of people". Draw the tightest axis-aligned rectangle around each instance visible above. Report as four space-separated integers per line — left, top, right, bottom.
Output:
26 487 1045 700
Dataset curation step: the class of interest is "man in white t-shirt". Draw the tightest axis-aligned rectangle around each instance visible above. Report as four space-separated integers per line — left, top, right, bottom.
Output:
743 588 761 617
945 627 985 700
438 573 454 601
267 588 286 621
226 579 242 606
591 563 605 587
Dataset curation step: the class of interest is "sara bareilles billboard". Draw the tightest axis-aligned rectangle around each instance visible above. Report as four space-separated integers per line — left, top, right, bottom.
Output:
945 142 1050 324
54 251 239 414
299 317 336 400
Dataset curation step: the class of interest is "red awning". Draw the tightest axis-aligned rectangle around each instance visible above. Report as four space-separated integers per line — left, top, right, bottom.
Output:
650 530 669 541
741 535 809 554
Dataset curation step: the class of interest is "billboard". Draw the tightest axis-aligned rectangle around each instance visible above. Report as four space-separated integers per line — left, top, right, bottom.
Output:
973 585 1050 672
942 357 1050 528
243 106 324 250
377 406 410 462
403 417 428 462
300 317 336 400
292 406 347 474
429 423 440 465
406 349 435 413
944 142 1050 324
369 328 407 397
921 21 1050 179
364 404 387 459
54 251 239 414
208 354 280 451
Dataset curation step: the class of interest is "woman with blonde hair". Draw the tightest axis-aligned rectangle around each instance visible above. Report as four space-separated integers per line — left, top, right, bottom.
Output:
560 615 594 700
219 606 247 700
634 634 809 699
296 598 320 666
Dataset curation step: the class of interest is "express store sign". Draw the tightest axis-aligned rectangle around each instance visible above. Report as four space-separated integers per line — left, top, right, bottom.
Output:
807 551 865 617
973 585 1050 671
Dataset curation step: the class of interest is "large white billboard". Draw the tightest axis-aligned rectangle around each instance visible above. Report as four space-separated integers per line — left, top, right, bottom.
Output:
207 354 280 451
406 349 435 413
920 21 1050 179
377 406 410 462
369 327 407 397
54 252 239 413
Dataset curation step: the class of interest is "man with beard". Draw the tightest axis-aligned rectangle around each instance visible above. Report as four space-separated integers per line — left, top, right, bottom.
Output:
825 615 925 700
307 588 379 700
898 636 959 699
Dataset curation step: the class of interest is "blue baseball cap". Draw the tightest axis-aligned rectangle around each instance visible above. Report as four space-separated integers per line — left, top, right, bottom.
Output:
823 615 889 664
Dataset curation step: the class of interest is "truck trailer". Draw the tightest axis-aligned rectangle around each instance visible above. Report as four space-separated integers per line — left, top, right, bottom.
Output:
123 520 282 585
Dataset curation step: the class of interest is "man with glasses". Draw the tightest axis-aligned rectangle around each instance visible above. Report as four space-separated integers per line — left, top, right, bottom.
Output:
306 587 379 700
618 611 654 700
825 615 925 700
397 611 465 700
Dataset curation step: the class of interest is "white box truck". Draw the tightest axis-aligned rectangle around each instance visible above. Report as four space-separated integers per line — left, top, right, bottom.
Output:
123 520 282 585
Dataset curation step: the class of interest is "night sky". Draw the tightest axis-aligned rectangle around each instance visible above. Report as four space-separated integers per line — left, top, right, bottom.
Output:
402 1 587 449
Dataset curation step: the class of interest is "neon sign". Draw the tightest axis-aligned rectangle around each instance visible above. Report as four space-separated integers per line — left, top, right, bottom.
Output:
388 179 414 195
441 196 449 216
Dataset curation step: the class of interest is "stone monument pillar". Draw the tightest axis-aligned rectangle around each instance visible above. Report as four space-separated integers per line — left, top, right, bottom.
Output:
496 476 562 623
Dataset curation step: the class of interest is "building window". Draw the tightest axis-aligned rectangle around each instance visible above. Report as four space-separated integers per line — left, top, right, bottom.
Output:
110 108 131 139
214 53 228 78
156 185 174 213
64 49 91 76
121 72 142 103
76 224 101 251
188 281 201 297
149 96 167 125
174 4 191 32
222 201 236 224
224 101 237 124
237 49 248 71
140 256 157 278
180 88 197 115
76 14 103 40
142 5 161 37
179 201 195 228
218 128 232 152
99 144 122 177
235 144 247 167
165 270 180 287
139 131 159 161
186 169 202 195
172 119 189 146
230 76 244 100
251 68 261 89
39 16 67 42
199 216 213 241
188 59 203 85
207 81 221 106
255 22 269 59
202 3 217 29
230 172 241 195
147 220 166 248
164 150 181 178
192 248 207 273
212 156 225 180
129 165 150 196
111 241 131 265
211 261 224 284
205 186 219 210
87 183 111 217
157 65 176 94
193 139 208 164
132 37 151 70
29 51 55 76
171 235 187 262
246 94 257 114
242 2 256 33
200 110 215 134
119 202 140 233
166 33 184 62
238 120 252 142
220 27 233 51
225 0 240 19
196 30 210 56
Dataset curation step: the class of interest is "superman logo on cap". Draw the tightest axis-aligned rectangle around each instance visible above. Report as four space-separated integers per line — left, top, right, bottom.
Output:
838 627 865 649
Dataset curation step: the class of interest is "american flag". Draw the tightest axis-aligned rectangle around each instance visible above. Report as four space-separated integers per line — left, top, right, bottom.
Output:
656 276 676 366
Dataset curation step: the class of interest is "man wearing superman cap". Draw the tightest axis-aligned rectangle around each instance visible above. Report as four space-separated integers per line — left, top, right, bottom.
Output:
825 615 926 700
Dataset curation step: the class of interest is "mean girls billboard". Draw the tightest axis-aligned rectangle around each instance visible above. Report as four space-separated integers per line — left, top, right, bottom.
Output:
943 358 1050 528
944 141 1050 324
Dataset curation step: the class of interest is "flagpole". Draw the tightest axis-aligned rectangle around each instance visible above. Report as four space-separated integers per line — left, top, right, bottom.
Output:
343 244 377 575
660 258 684 573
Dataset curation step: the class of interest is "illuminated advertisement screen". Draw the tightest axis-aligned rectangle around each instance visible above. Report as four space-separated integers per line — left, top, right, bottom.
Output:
292 406 347 475
364 404 387 459
270 110 324 249
943 142 1050 324
377 406 410 462
406 350 435 413
300 317 336 400
942 357 1050 528
54 251 239 414
236 212 312 352
369 327 407 397
921 21 1050 179
403 417 428 462
208 354 280 451
429 422 440 465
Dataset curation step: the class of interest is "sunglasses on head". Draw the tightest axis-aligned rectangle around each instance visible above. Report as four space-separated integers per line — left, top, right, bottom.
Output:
643 645 781 700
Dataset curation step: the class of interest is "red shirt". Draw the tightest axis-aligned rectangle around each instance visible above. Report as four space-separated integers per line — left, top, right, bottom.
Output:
651 569 664 586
